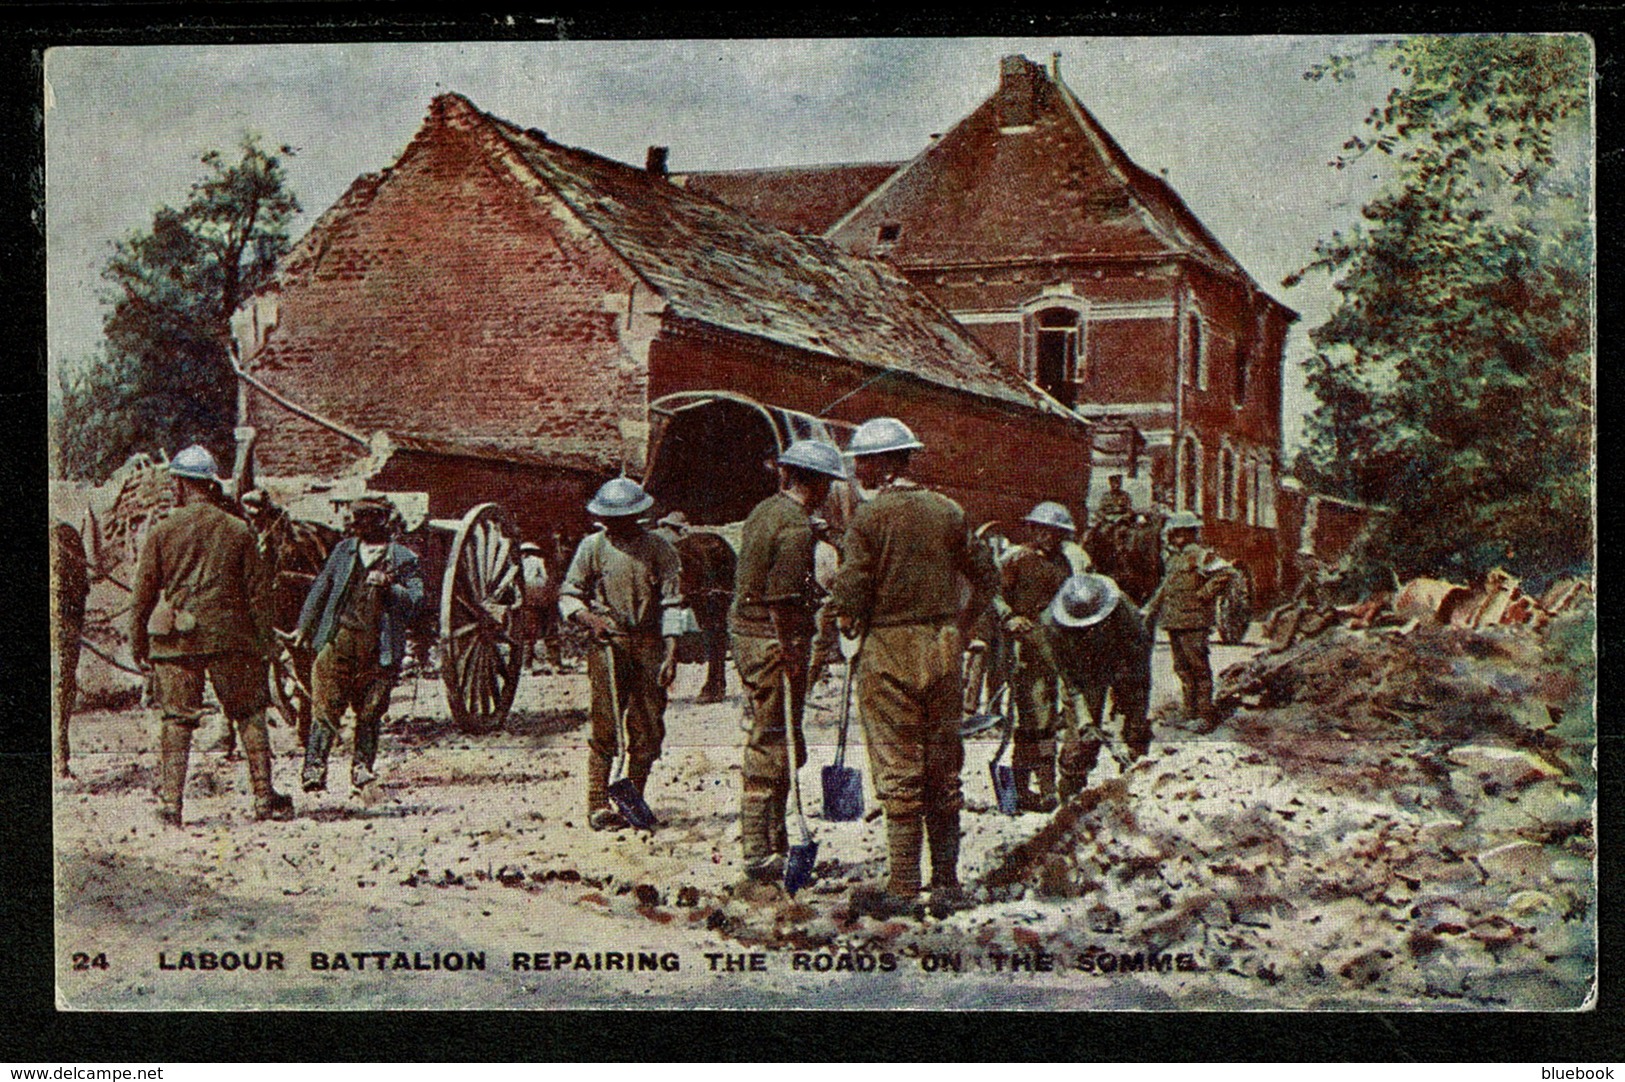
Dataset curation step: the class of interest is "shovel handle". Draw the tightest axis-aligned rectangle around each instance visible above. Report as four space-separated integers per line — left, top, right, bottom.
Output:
782 667 813 845
603 641 632 784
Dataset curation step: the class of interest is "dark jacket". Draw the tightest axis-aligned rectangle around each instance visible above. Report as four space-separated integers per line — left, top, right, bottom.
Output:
297 538 424 667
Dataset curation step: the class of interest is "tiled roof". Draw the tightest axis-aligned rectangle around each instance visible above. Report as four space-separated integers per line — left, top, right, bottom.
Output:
446 96 1062 414
675 162 903 235
827 56 1294 317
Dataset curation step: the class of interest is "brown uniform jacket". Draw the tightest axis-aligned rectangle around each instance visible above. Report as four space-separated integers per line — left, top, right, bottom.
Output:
1143 542 1235 631
828 480 997 630
729 491 819 639
558 528 684 636
131 502 272 661
996 544 1073 622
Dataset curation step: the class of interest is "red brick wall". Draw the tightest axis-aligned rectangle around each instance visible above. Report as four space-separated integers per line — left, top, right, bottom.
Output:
244 99 642 478
648 319 1094 529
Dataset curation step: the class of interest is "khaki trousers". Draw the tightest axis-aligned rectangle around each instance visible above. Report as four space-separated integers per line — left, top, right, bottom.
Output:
731 633 809 863
856 622 964 821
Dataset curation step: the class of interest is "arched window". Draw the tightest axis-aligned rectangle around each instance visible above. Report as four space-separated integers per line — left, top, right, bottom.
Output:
1237 453 1253 526
1182 311 1207 391
1258 456 1276 527
1218 446 1235 520
1032 306 1082 409
1179 432 1203 515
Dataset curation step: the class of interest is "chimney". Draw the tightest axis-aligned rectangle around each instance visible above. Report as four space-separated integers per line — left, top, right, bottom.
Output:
645 146 669 176
997 55 1043 127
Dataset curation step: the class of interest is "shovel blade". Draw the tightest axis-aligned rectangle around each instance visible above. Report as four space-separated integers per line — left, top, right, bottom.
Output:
958 711 1005 738
820 764 865 822
990 763 1020 816
606 778 659 831
784 839 820 895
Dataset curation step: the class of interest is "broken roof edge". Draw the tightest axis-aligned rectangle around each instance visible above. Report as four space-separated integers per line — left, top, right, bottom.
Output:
674 159 907 180
662 314 1091 430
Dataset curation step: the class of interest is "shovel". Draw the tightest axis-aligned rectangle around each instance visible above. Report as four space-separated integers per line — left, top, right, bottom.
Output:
782 670 819 895
603 642 659 831
988 685 1020 815
820 645 865 822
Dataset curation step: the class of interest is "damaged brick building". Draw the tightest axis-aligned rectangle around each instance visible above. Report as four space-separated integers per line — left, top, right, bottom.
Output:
231 92 1092 543
684 54 1298 597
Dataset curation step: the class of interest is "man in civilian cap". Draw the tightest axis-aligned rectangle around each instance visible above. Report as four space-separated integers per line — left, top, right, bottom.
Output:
1036 573 1153 796
994 500 1082 813
559 478 685 830
131 444 293 825
729 439 846 896
652 510 737 704
294 496 424 796
1142 511 1240 732
828 418 998 918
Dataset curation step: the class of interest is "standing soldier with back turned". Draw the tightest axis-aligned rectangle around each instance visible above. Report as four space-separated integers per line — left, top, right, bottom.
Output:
829 418 997 919
729 440 846 897
558 478 685 830
130 445 293 826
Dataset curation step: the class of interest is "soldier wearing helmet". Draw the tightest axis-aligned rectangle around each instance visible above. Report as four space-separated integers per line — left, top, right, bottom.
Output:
729 439 846 896
1142 510 1241 732
994 500 1085 813
558 477 685 830
130 445 293 825
828 418 998 918
1036 573 1153 794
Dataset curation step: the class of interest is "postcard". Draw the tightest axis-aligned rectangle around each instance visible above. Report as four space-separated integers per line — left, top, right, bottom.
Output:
47 36 1595 1010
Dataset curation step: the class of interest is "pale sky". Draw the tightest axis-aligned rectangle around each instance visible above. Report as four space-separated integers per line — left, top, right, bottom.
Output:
44 37 1410 452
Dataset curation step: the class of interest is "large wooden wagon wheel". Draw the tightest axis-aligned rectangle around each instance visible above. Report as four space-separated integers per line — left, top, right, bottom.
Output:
438 503 525 733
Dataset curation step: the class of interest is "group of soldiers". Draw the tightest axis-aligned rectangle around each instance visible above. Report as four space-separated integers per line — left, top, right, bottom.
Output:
555 416 1240 916
110 419 1240 919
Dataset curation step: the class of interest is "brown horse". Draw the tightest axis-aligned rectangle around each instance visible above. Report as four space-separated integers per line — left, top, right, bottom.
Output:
1083 511 1166 607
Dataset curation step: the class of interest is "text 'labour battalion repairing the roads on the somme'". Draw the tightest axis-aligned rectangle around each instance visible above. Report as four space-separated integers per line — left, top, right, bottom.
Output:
84 418 1237 919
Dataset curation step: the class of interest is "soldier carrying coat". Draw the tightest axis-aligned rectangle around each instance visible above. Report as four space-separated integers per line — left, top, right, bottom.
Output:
729 439 846 895
828 418 998 919
131 445 293 826
1142 510 1241 732
994 500 1084 813
294 496 425 797
558 478 685 831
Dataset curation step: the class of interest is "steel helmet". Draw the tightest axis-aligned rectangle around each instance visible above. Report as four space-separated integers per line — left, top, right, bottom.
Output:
777 439 847 479
1024 500 1076 533
587 477 654 518
1164 510 1204 533
846 417 924 457
168 444 221 483
1046 573 1122 629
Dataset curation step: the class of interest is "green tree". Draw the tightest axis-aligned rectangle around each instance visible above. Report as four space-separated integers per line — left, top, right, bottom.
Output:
1288 35 1592 586
55 136 300 481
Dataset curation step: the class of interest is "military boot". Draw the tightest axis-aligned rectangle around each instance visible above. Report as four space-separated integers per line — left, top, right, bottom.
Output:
241 712 294 820
925 810 967 917
586 749 624 830
301 719 333 792
1058 740 1099 801
1021 753 1060 813
157 718 192 827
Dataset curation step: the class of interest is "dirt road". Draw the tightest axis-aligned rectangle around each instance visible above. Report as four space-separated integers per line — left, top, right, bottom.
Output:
53 629 1593 1011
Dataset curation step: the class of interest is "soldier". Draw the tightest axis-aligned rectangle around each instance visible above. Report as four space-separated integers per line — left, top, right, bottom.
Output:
518 542 567 674
1142 510 1241 732
558 478 685 830
729 440 847 894
294 497 425 797
652 511 738 703
130 445 293 825
1036 574 1153 796
995 501 1082 813
828 418 997 918
1098 473 1135 524
51 521 89 779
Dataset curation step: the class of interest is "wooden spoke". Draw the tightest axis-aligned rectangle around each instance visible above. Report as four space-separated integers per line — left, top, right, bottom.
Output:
439 503 527 733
